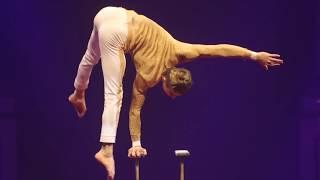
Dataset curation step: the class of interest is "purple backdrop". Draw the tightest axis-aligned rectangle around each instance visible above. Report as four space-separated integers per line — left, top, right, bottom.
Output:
1 0 319 180
300 0 320 179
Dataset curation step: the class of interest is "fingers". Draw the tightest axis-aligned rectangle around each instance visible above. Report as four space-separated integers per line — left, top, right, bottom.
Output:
265 56 283 68
258 52 283 70
128 147 147 158
270 57 284 63
270 53 281 58
270 63 282 66
268 61 281 66
131 148 146 158
263 60 283 70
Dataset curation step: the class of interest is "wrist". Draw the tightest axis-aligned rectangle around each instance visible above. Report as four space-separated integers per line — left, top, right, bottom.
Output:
132 140 141 147
249 51 258 61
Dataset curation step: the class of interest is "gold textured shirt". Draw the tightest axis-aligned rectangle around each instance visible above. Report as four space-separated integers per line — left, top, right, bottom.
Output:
124 10 183 143
125 10 181 87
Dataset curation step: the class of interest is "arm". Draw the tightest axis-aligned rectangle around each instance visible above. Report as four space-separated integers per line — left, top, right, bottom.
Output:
176 42 254 59
129 75 148 145
175 41 283 69
128 75 149 158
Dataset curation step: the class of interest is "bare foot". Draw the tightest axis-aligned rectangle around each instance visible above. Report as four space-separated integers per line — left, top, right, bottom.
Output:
95 150 115 180
68 93 87 118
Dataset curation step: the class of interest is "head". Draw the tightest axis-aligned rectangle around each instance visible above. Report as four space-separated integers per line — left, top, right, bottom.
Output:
162 67 193 99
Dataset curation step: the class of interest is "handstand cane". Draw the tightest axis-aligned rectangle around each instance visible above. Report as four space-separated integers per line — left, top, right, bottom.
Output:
135 158 140 180
175 150 190 180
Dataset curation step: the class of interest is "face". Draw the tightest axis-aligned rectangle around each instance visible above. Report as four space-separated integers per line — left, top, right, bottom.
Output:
162 78 182 99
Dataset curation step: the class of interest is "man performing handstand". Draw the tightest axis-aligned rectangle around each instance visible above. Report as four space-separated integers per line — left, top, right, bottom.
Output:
68 6 283 180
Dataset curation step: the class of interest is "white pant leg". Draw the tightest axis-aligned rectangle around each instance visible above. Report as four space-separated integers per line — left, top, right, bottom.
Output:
74 27 101 90
95 7 128 143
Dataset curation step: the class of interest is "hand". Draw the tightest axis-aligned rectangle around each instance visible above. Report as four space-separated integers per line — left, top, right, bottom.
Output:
128 146 147 158
255 52 283 70
68 89 87 118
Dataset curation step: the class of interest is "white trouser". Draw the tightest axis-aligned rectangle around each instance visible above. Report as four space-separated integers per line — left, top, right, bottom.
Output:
74 7 128 143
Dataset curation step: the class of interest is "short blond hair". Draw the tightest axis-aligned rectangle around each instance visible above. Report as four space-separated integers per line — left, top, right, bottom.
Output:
162 67 193 95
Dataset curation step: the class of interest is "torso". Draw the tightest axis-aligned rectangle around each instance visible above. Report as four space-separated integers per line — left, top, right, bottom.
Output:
125 10 180 88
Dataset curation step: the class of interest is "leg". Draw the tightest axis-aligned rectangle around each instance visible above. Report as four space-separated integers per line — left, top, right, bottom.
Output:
99 48 126 143
94 22 128 180
95 49 126 180
69 26 101 117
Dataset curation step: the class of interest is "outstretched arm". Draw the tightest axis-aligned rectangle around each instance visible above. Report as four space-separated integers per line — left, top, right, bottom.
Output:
128 75 148 158
175 41 283 70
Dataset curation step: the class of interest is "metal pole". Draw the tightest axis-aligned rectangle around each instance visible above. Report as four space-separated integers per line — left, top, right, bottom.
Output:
175 150 190 180
180 160 185 180
135 158 140 180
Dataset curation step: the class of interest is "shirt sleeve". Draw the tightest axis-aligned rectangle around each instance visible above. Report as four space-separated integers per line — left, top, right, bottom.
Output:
74 27 101 90
129 75 148 146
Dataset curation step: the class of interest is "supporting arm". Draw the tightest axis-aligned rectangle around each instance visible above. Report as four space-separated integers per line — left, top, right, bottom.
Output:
128 75 148 158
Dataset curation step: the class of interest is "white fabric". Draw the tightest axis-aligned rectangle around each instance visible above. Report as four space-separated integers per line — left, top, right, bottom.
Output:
74 7 128 143
132 141 141 147
250 51 258 60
